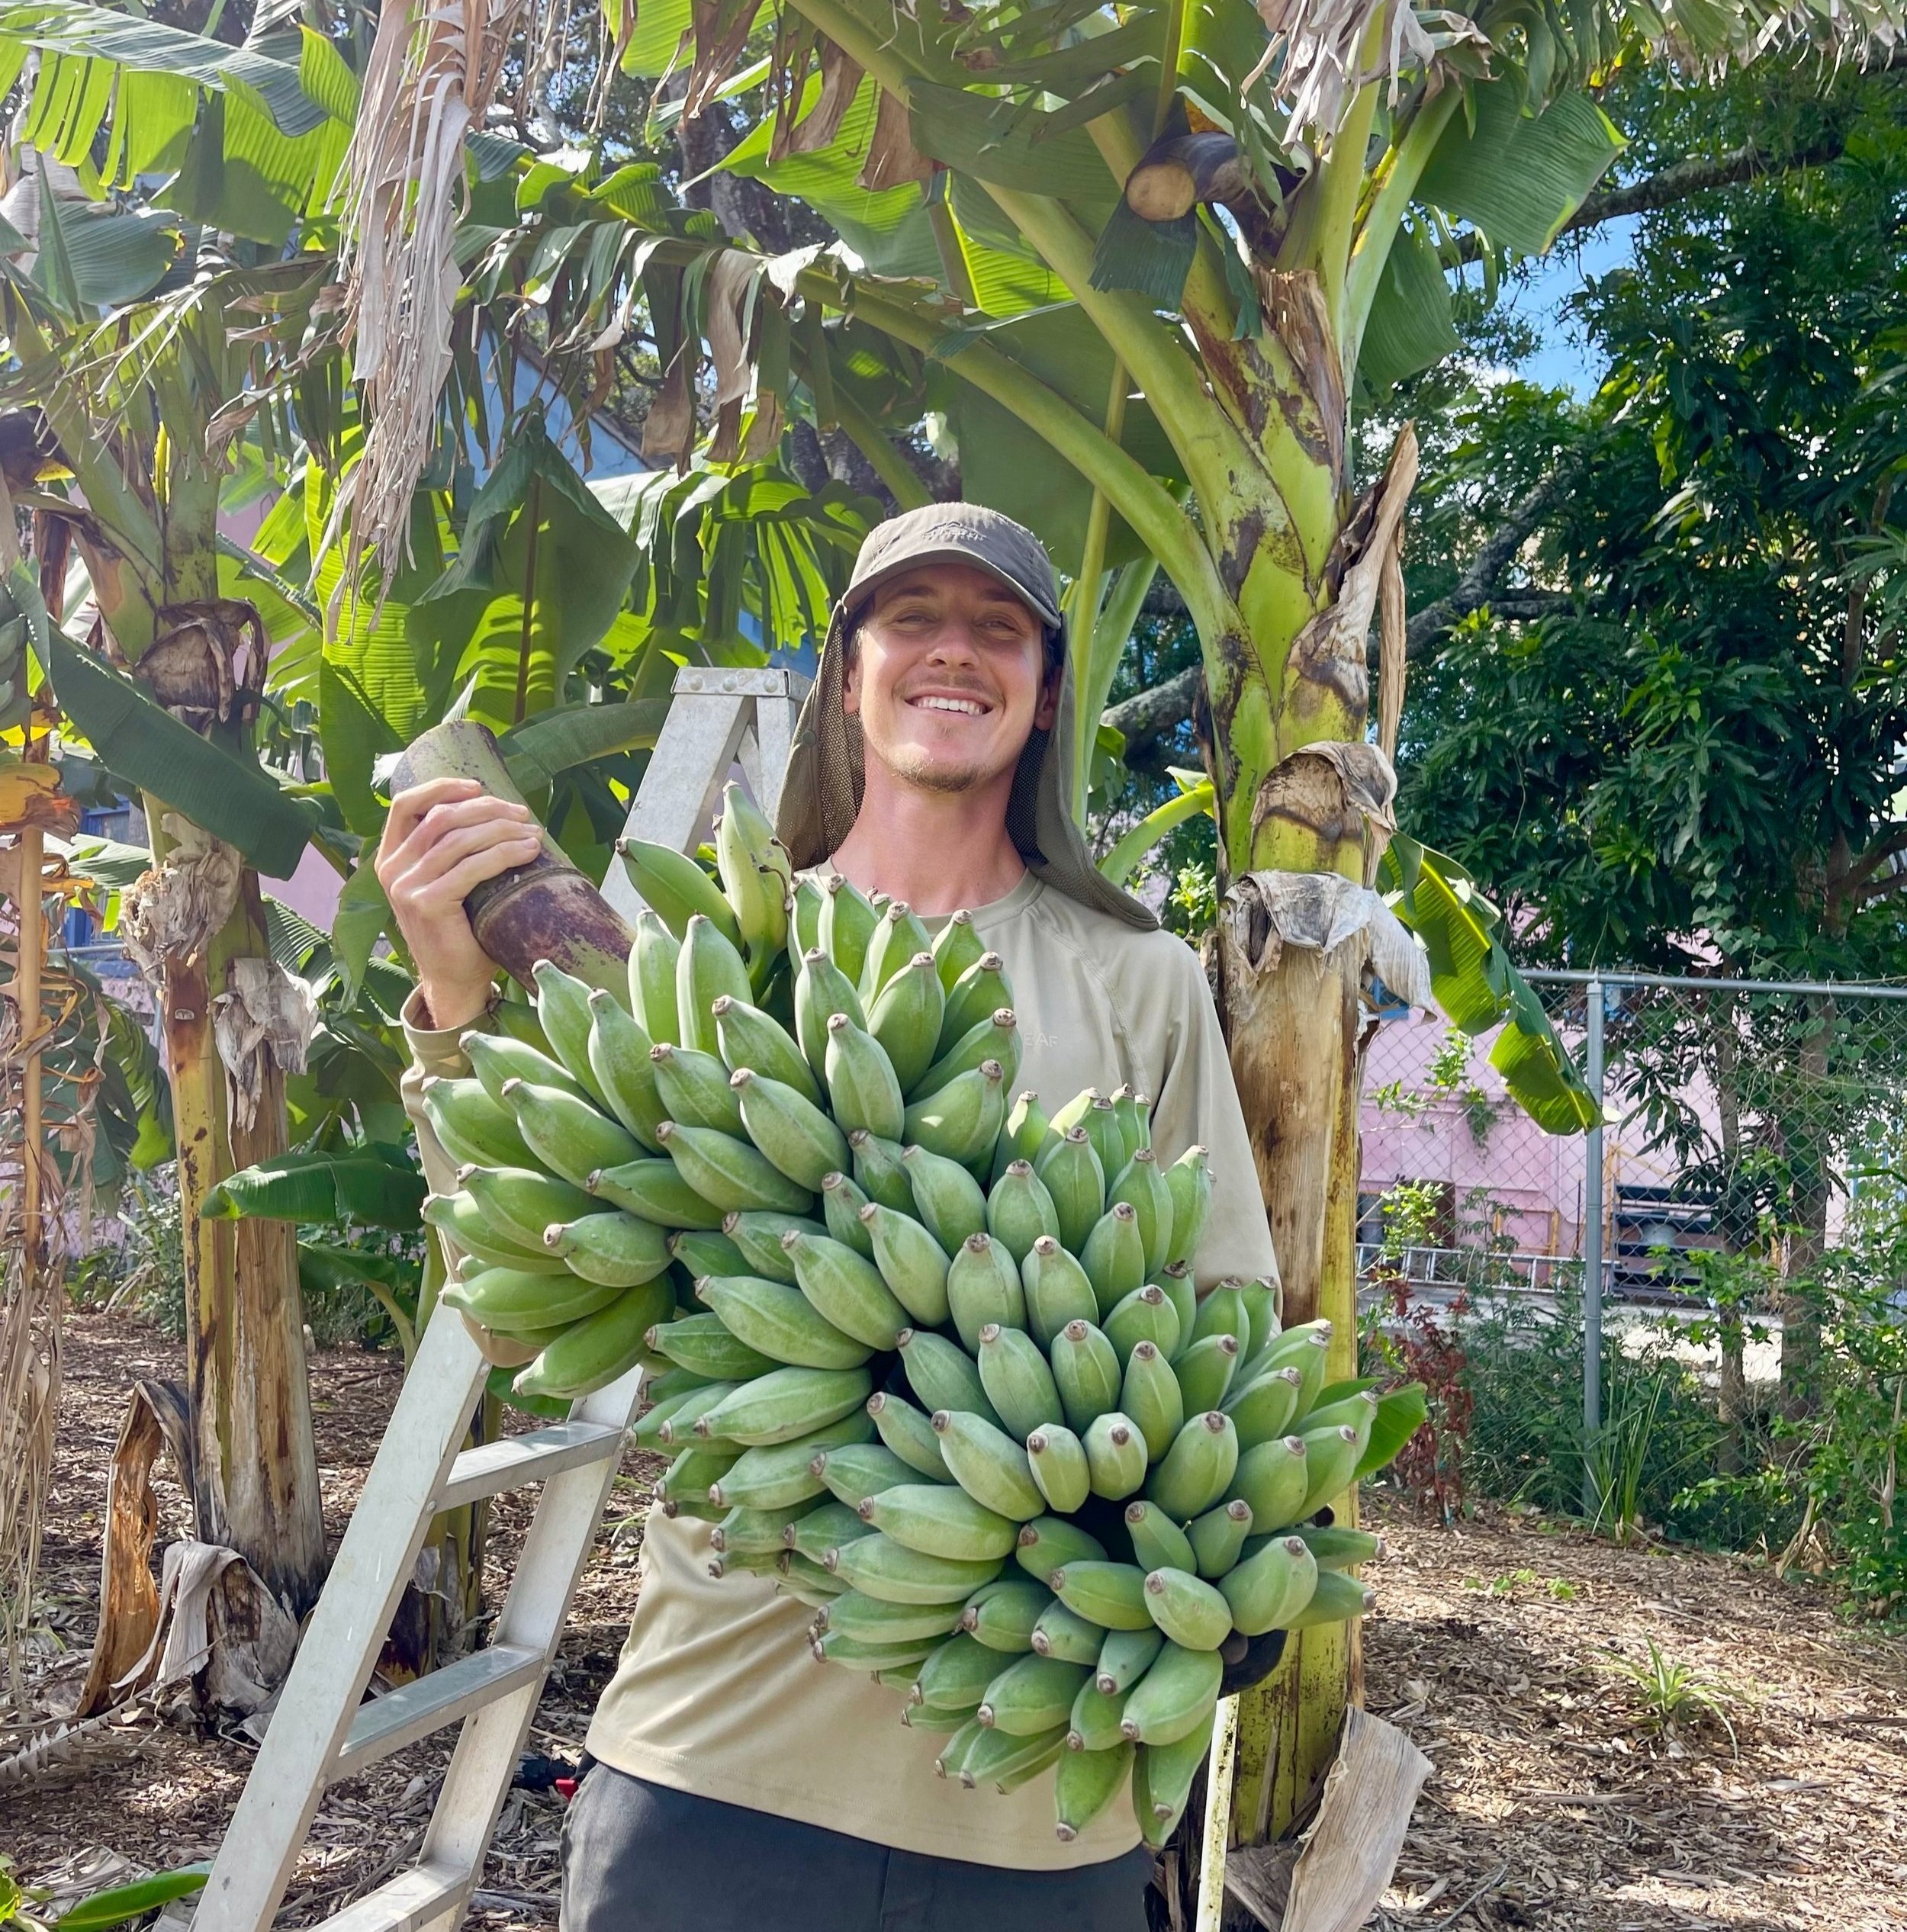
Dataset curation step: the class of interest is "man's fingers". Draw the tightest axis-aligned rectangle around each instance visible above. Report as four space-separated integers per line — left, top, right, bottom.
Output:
378 793 535 886
391 820 541 898
407 839 545 913
379 776 481 860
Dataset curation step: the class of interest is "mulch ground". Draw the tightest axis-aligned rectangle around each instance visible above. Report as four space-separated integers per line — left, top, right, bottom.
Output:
5 1313 1905 1931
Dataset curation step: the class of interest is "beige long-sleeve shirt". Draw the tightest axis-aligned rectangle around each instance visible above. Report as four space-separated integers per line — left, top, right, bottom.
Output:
403 867 1276 1869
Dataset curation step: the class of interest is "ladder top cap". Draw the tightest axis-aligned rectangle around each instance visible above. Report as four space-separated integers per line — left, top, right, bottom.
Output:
671 667 814 699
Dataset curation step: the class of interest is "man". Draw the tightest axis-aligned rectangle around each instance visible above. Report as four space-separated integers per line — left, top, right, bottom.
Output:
380 504 1278 1932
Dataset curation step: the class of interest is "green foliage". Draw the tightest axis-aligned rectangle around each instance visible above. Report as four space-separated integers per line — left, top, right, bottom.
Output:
1600 1640 1737 1752
0 1851 208 1932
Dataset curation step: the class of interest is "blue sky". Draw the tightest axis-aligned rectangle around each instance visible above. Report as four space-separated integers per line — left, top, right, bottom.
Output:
1497 216 1639 397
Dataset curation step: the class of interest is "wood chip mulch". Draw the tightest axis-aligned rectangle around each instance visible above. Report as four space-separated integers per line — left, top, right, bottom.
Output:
5 1314 1904 1931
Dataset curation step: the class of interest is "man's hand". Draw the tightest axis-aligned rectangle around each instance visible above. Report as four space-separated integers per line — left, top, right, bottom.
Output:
376 777 542 1033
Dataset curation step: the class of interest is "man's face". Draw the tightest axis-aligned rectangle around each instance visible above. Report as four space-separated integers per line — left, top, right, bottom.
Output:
843 561 1060 795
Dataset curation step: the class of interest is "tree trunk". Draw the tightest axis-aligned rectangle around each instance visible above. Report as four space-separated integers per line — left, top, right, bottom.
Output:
156 837 326 1617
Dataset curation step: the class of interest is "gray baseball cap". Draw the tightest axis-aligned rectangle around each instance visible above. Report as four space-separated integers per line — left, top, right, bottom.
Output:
775 503 1158 932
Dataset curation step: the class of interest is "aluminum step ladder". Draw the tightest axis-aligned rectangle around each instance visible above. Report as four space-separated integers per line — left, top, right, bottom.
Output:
188 665 809 1932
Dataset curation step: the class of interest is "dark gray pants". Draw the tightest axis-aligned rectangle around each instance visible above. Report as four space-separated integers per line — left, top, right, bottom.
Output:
561 1764 1155 1932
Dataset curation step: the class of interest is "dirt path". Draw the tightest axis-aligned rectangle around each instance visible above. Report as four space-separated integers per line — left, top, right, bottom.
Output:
5 1314 1904 1930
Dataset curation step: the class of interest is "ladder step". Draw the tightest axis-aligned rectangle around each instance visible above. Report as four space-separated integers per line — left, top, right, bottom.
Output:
313 1860 468 1932
334 1644 545 1777
435 1419 623 1509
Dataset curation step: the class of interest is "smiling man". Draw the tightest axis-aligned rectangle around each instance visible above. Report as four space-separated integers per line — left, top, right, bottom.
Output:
384 504 1276 1932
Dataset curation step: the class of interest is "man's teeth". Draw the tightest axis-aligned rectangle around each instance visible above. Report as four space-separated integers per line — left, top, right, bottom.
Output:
915 696 985 715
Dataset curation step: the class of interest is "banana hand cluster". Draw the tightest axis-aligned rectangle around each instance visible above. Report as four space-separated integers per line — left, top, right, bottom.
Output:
433 785 1413 1847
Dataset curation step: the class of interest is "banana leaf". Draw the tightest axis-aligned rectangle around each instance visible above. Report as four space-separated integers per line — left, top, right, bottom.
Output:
1099 779 1214 886
201 1146 426 1229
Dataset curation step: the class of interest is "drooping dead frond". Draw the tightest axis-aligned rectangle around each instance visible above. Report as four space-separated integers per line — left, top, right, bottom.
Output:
1246 0 1439 148
333 0 529 588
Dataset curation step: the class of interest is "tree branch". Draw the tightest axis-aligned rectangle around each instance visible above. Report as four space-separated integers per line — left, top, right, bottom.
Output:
1105 663 1203 754
1847 822 1907 896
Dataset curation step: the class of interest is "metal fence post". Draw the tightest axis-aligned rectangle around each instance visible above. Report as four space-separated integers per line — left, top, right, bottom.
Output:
1581 976 1606 1516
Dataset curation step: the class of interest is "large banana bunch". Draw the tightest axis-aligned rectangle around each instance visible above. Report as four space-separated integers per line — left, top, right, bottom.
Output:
432 780 1419 1849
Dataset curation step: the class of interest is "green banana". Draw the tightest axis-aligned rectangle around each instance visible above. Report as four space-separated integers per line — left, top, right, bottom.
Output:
790 875 824 958
1050 1319 1124 1434
732 1066 849 1190
647 1311 777 1382
960 1577 1053 1653
628 909 682 1046
1119 1642 1223 1746
1282 1567 1372 1631
976 1654 1089 1735
823 1014 906 1141
860 1201 953 1326
1020 1237 1098 1349
1025 1425 1092 1513
420 1077 535 1170
653 1380 741 1445
697 1365 874 1446
632 1383 702 1448
813 1628 939 1670
658 1443 741 1508
463 1030 587 1109
514 1278 674 1399
934 1717 989 1780
1108 1148 1174 1278
1153 1262 1198 1360
584 990 668 1149
1124 1501 1198 1577
897 1143 987 1251
542 1212 671 1287
671 1227 750 1276
867 951 945 1093
781 1555 848 1609
708 1413 873 1509
784 1228 909 1349
422 1191 561 1272
896 1327 1000 1426
1175 1333 1242 1415
820 1169 878 1256
828 1532 1004 1606
1147 1410 1240 1522
1228 1435 1309 1532
1187 1499 1254 1580
675 914 753 1056
1104 1284 1182 1364
821 1590 968 1647
1161 1146 1212 1271
1029 1601 1105 1667
714 783 786 963
983 1159 1059 1264
645 1037 748 1135
500 1079 642 1190
913 1008 1021 1104
1121 1339 1186 1462
867 1391 950 1480
1239 1275 1282 1359
812 1442 918 1509
532 960 613 1107
946 1721 1068 1792
1219 1534 1318 1635
619 836 743 947
1053 1741 1134 1844
1294 1523 1384 1570
1257 1318 1335 1394
1047 1088 1100 1140
656 1120 814 1215
457 1163 598 1251
902 1059 1007 1169
912 1630 999 1712
1298 1422 1366 1518
789 1498 876 1564
945 1232 1027 1352
975 1323 1065 1439
818 873 880 985
1191 1281 1248 1349
711 1500 815 1556
992 1088 1050 1186
1080 1201 1147 1315
1110 1086 1150 1165
848 1130 914 1214
1015 1516 1107 1584
442 1265 625 1334
1035 1127 1105 1256
795 947 867 1077
1082 1413 1149 1500
712 993 821 1104
587 1151 730 1228
1094 1625 1165 1696
695 1275 873 1371
724 1210 821 1282
859 900 933 1004
1224 1365 1306 1450
1302 1388 1381 1439
931 907 986 992
1052 1560 1152 1631
1142 1567 1233 1651
940 950 1011 1047
1081 1095 1127 1185
931 1410 1045 1520
1068 1676 1133 1752
1134 1728 1208 1839
862 1483 1017 1561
